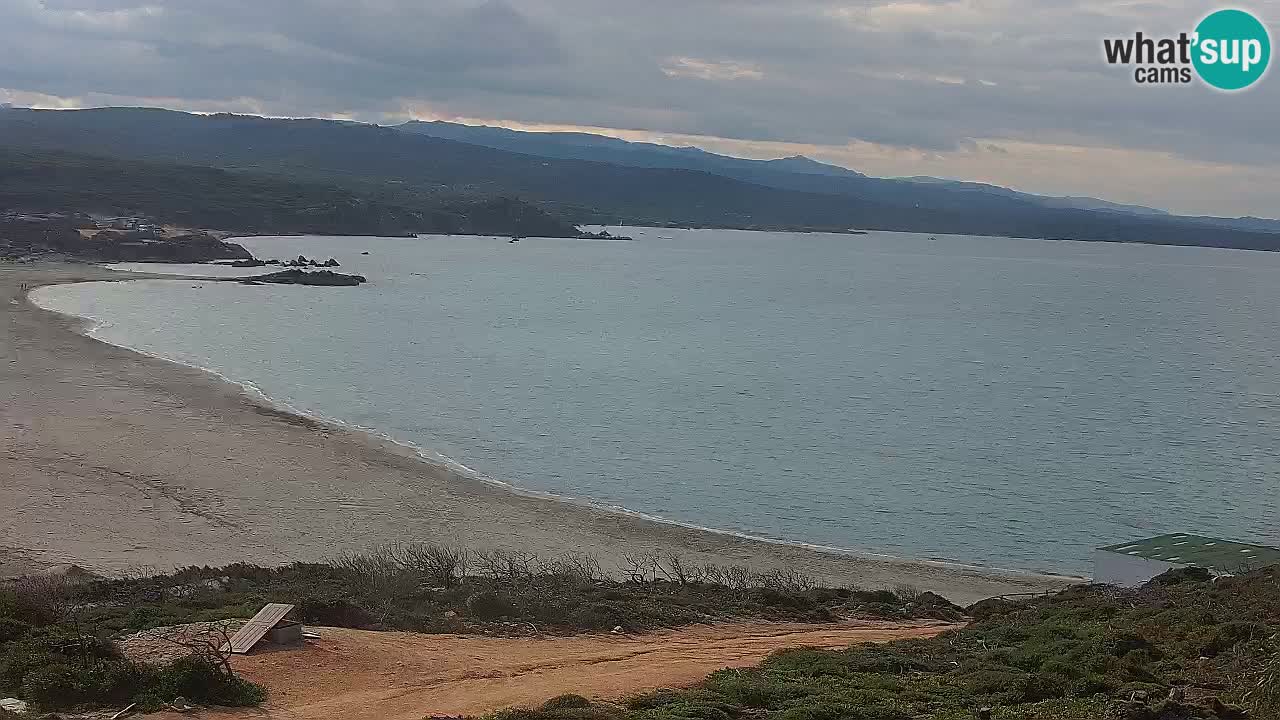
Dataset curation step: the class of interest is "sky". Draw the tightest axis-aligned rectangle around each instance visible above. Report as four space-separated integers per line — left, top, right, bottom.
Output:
0 0 1277 217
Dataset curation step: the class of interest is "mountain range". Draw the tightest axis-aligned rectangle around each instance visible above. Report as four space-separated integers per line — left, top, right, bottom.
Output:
1 105 1277 249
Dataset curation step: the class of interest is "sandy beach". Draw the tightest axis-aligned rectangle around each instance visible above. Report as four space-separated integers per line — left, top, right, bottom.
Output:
1 262 1076 604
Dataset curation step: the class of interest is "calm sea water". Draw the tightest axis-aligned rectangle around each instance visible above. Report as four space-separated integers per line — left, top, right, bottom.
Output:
32 229 1280 575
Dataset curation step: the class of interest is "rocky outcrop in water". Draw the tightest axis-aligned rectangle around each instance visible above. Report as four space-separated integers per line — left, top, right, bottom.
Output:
239 269 366 286
280 255 341 268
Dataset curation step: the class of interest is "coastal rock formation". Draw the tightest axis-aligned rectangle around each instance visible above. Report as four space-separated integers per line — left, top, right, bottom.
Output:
240 269 367 286
281 255 341 268
0 214 252 263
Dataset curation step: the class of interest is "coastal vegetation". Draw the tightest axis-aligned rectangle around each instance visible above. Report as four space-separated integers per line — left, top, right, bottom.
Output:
2 546 1277 717
0 546 957 712
495 566 1279 720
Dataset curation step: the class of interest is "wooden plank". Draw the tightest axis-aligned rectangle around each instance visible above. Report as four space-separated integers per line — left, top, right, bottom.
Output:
225 603 295 654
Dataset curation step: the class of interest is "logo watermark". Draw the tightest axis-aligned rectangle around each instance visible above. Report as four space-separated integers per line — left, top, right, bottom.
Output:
1103 8 1271 90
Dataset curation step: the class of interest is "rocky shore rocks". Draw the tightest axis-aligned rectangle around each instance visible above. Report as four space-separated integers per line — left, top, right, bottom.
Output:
239 269 367 286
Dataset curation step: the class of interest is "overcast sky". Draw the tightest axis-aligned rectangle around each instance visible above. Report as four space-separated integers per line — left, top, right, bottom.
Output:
1 0 1277 217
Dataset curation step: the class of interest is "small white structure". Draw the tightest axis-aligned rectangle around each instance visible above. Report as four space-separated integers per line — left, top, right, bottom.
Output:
223 603 299 654
1094 533 1280 587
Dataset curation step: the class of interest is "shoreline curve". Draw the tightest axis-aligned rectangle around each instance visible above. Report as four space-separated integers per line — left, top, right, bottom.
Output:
2 261 1081 604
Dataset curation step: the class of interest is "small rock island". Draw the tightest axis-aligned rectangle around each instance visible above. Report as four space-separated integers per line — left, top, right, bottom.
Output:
239 269 367 286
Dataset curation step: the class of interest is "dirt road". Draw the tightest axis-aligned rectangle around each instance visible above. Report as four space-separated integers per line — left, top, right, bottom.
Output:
156 620 956 719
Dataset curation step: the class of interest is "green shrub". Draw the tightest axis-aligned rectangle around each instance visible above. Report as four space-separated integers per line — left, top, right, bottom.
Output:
966 597 1022 621
1102 629 1155 657
0 648 61 692
778 704 910 720
1151 567 1212 585
122 604 186 630
152 655 266 706
770 646 942 675
1200 621 1265 657
1018 672 1070 702
0 589 55 627
19 662 83 706
296 596 376 628
746 589 816 610
627 686 732 707
11 628 118 661
467 591 516 619
0 592 20 621
850 590 899 605
629 694 741 720
1068 672 1115 696
957 668 1028 696
648 703 735 720
494 708 622 720
0 618 32 643
20 659 149 708
542 694 594 710
705 672 809 709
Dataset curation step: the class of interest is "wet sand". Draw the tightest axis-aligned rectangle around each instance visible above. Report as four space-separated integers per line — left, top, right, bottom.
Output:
1 262 1077 604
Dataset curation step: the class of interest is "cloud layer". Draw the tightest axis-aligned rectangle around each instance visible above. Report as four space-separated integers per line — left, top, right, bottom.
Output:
1 0 1276 216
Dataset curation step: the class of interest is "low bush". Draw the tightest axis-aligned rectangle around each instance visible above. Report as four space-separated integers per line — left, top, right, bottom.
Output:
150 655 266 707
20 659 147 708
542 694 594 710
0 618 30 644
44 546 948 639
0 581 265 712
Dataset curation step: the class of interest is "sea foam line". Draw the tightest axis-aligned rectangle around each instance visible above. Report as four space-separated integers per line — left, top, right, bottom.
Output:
28 281 1065 581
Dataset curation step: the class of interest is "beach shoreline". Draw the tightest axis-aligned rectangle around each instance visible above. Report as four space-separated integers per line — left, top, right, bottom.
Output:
1 261 1079 604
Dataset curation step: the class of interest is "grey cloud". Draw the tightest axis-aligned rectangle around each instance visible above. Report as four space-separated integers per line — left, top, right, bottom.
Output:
0 0 1277 212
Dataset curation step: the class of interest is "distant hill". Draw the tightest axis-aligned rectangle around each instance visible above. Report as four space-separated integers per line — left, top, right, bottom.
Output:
0 145 583 238
899 176 1170 216
396 119 1280 238
397 121 1180 217
3 106 1279 251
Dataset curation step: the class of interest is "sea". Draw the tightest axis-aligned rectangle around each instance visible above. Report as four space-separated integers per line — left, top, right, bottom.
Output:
30 228 1280 576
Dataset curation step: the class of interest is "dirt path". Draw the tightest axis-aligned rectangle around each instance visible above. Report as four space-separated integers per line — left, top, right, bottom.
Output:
154 621 956 720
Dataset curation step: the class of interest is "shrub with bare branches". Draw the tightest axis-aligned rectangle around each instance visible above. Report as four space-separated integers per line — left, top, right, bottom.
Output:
536 552 603 583
474 548 538 587
620 551 662 583
7 574 80 624
385 542 471 588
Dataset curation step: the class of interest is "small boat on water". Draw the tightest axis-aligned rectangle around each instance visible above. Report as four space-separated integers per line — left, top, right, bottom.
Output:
509 236 521 243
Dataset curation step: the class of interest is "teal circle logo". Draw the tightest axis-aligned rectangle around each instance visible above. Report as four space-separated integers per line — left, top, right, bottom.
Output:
1193 9 1271 90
